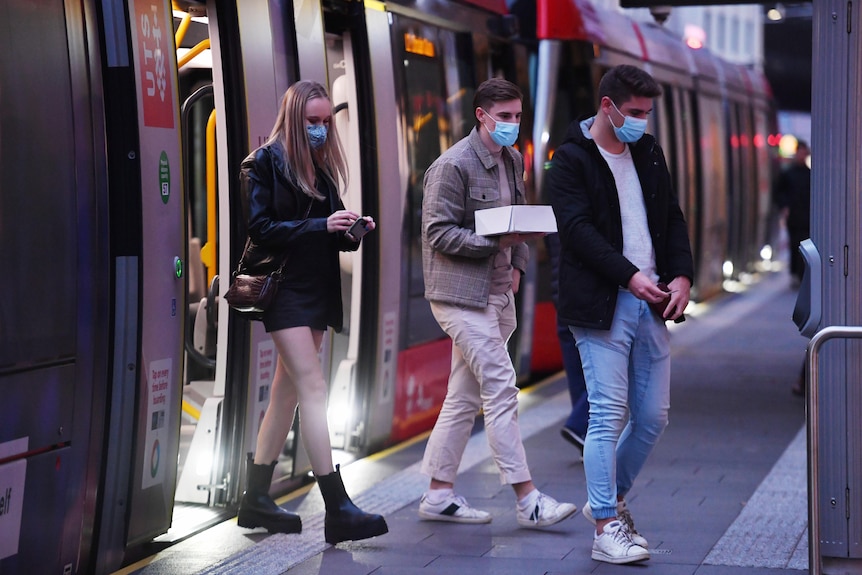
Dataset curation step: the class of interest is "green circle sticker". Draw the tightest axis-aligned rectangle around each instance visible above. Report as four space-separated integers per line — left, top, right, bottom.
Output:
159 151 170 204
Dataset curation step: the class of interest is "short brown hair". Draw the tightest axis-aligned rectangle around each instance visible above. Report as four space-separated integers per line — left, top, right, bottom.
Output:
598 65 662 105
473 77 523 112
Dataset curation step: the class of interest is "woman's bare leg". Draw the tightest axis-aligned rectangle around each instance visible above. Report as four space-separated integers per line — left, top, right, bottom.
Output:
257 326 334 475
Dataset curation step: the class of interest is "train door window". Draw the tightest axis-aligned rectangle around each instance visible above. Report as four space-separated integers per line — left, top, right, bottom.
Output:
657 84 691 223
392 16 476 347
545 44 593 169
738 104 758 267
678 88 699 261
752 106 774 255
655 83 675 172
725 100 743 274
696 91 729 293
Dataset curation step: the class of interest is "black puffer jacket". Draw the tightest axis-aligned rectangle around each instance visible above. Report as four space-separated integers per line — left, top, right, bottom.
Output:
547 118 694 330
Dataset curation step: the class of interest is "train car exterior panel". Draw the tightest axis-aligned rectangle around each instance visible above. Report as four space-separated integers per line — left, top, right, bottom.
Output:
124 0 187 547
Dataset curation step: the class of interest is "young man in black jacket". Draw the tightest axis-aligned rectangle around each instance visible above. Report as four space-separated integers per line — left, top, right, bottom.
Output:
547 65 694 565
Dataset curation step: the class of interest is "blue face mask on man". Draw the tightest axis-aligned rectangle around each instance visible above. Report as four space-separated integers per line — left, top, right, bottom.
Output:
481 108 520 147
307 124 327 149
608 100 647 143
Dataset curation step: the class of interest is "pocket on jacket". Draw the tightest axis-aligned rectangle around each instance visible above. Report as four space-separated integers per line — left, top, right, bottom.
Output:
468 186 500 202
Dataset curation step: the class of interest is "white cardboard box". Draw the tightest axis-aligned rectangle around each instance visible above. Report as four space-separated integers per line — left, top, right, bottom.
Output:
475 205 558 236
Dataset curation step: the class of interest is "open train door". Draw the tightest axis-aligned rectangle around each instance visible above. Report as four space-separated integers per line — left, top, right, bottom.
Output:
170 0 328 517
95 0 186 570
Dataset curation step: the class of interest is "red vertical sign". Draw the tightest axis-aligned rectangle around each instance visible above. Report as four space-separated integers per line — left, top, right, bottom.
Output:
134 1 174 129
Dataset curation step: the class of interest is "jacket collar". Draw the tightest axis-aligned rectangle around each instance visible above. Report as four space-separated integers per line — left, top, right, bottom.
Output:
468 126 514 170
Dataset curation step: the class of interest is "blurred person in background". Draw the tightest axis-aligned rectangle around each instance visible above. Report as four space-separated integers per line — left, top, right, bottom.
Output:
773 139 811 289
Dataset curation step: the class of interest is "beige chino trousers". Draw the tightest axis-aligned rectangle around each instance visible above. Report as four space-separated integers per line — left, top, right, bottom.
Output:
421 291 532 485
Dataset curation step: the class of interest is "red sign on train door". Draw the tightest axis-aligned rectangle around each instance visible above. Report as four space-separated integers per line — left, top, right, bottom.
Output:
134 0 175 129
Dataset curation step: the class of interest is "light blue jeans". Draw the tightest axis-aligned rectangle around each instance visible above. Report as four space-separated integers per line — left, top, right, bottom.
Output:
570 290 670 521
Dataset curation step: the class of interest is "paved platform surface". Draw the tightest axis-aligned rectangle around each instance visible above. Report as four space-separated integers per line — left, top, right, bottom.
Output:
117 271 815 575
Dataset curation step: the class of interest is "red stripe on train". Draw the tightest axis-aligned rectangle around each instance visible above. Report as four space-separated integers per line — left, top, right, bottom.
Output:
392 338 452 443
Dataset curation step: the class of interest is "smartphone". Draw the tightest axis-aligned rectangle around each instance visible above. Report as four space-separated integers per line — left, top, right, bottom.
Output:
346 217 370 241
653 282 686 323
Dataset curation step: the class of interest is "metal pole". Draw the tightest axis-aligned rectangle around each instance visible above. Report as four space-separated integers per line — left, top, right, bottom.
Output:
807 326 862 575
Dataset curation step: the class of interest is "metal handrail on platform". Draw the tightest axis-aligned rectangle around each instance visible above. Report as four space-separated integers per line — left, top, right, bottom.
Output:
807 326 862 575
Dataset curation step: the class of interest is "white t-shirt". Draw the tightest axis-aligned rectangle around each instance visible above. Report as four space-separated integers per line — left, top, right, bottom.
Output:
596 144 658 283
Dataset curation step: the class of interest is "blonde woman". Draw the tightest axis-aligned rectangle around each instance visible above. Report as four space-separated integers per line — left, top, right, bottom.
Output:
236 80 386 544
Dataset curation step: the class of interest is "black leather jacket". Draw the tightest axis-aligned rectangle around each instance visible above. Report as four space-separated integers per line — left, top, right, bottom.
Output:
547 118 694 330
241 142 358 254
239 142 358 331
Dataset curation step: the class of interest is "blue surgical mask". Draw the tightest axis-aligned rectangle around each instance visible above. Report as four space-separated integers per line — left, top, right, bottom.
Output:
608 101 647 143
481 108 520 147
307 124 327 149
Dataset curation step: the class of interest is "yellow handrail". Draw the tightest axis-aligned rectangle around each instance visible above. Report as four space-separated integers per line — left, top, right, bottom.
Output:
199 109 217 286
175 11 192 48
178 38 210 70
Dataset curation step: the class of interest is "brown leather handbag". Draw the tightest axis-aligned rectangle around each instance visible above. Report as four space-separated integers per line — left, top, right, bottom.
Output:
225 199 313 320
224 239 285 319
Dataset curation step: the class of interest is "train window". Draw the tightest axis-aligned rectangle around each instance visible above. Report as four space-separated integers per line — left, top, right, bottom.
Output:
656 83 676 164
545 45 593 170
392 16 477 347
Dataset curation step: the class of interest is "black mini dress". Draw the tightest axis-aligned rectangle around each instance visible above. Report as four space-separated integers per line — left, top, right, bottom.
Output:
262 179 338 333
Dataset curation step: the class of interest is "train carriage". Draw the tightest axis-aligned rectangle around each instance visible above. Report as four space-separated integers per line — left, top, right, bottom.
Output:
0 0 777 572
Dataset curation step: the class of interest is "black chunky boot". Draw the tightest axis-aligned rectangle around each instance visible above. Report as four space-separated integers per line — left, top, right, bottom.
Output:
237 457 302 534
317 464 388 544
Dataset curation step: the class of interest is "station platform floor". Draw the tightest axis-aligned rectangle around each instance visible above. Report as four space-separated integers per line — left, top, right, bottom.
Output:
116 270 815 575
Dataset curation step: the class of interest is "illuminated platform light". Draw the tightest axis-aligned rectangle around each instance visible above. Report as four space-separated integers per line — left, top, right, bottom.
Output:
723 260 734 278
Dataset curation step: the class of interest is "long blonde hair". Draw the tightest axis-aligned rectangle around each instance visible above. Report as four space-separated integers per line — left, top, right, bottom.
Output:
266 80 348 200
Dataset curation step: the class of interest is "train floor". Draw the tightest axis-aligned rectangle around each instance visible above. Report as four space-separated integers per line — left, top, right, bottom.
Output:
114 270 814 575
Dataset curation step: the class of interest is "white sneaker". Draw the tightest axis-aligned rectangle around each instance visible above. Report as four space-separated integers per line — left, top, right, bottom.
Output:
516 491 577 527
582 500 649 548
592 520 650 564
418 492 492 524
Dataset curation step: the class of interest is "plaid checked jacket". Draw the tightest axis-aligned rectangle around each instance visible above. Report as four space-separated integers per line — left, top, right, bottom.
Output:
421 128 529 308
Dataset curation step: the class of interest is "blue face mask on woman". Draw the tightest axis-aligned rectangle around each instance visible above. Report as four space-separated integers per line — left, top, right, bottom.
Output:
481 108 520 147
608 101 647 143
307 124 327 149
